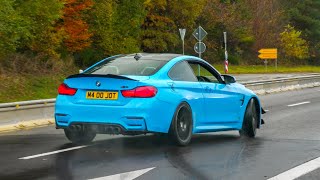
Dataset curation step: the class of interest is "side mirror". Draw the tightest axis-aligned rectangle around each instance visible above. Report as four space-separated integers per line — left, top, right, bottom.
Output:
221 75 236 84
79 69 83 73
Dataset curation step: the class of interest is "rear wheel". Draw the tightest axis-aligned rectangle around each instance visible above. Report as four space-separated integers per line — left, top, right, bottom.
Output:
240 98 259 138
64 125 96 144
169 102 193 146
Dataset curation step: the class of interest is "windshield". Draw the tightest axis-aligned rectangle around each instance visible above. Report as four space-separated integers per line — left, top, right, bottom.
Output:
84 56 167 76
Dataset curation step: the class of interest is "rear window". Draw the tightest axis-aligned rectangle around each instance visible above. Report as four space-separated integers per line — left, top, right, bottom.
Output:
84 56 167 76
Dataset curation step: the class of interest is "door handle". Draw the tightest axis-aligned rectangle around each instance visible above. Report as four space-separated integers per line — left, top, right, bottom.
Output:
167 82 175 90
205 86 210 92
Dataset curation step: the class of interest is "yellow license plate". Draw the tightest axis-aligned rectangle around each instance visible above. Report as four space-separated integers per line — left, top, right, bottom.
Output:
86 91 118 100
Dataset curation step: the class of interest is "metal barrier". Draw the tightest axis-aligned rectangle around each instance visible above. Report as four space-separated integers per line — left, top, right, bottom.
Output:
242 74 320 91
0 99 55 112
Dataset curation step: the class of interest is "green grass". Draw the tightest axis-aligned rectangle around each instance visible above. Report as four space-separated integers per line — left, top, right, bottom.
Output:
0 74 66 103
213 65 320 74
0 65 319 103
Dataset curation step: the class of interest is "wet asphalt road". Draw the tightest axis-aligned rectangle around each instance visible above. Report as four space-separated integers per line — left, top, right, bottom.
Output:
0 87 320 180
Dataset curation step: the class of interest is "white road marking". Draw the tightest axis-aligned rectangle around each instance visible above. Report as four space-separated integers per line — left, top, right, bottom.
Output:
19 145 87 160
88 167 155 180
264 110 269 112
287 101 310 107
268 157 320 180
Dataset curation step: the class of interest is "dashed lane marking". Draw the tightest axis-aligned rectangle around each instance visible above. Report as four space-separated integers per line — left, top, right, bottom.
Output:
19 145 87 160
268 156 320 180
287 101 310 107
88 167 155 180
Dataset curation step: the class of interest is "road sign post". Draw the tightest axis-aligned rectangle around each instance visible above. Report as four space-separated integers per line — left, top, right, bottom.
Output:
264 60 268 72
193 26 207 58
179 29 186 55
223 32 228 73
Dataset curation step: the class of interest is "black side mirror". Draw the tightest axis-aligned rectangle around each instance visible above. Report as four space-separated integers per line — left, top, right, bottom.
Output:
221 75 236 84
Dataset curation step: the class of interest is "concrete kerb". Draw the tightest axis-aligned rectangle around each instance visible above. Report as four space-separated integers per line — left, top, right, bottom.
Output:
0 119 55 133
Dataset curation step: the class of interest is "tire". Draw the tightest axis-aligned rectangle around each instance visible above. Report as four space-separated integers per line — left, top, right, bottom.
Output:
169 102 193 146
64 125 96 144
240 98 259 138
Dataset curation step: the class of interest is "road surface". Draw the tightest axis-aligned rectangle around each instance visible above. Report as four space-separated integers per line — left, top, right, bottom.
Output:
0 87 320 180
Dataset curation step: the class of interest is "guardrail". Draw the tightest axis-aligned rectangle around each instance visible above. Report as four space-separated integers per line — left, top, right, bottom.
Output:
0 75 320 111
0 99 55 112
242 74 320 90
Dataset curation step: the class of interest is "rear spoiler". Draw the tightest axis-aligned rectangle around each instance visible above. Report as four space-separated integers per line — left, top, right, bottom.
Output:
66 74 137 81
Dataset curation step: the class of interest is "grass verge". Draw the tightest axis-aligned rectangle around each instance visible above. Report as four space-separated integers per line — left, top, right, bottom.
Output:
0 74 67 103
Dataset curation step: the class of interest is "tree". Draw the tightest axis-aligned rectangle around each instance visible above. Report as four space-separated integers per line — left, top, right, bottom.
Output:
245 0 285 51
61 0 93 53
286 0 320 64
0 0 63 58
15 0 64 57
141 0 205 53
0 0 26 57
280 25 309 61
141 0 177 52
90 0 146 55
198 0 254 64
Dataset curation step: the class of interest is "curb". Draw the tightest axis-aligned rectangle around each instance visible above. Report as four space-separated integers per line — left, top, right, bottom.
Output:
0 119 55 134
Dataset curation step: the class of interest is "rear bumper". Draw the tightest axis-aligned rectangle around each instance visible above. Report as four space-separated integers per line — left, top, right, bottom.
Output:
55 95 176 133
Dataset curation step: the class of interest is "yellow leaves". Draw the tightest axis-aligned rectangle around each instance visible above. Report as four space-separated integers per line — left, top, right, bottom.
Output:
280 25 309 59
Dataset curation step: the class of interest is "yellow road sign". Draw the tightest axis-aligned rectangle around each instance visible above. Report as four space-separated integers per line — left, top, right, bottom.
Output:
259 48 277 54
258 53 277 59
258 48 277 59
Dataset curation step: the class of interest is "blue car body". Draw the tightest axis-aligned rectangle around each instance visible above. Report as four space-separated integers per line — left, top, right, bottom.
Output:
55 54 262 136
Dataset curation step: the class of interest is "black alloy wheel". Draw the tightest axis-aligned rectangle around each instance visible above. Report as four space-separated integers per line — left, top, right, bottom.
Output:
240 98 259 138
169 102 193 146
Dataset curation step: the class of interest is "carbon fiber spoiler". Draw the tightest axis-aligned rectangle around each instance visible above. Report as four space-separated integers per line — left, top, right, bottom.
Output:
66 74 137 81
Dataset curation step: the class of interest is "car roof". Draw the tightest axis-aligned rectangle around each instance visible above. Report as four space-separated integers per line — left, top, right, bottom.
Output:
124 53 182 61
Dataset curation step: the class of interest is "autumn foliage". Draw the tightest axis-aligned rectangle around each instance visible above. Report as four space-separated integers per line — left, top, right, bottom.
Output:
61 0 93 52
1 0 320 66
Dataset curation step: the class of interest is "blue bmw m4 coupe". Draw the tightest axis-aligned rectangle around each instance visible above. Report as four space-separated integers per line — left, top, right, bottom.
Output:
55 53 265 146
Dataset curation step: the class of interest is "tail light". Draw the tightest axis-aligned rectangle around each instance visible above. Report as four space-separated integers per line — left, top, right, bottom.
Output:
58 83 77 96
121 86 157 98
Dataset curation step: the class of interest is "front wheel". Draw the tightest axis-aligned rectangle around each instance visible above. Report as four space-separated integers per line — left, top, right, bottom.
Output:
240 98 259 138
169 102 193 146
64 125 96 144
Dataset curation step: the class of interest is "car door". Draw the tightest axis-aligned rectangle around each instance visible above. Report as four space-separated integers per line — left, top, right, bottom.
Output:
167 61 206 126
188 61 244 125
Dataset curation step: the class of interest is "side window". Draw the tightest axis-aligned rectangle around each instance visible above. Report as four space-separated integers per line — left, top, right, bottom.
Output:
169 61 198 82
188 62 220 83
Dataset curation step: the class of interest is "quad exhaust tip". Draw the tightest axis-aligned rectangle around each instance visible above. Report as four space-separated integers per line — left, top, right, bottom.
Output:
69 124 123 135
